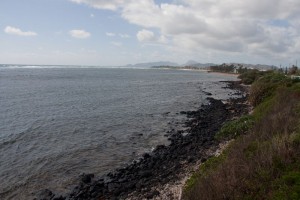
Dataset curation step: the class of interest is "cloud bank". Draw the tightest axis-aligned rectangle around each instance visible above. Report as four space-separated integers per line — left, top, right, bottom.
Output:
70 0 300 63
4 26 37 36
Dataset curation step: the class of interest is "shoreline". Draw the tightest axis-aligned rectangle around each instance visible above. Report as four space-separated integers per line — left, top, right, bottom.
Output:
36 81 250 200
207 71 239 77
151 66 240 77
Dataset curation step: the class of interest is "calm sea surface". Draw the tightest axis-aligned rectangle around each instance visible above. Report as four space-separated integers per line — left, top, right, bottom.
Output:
0 67 237 199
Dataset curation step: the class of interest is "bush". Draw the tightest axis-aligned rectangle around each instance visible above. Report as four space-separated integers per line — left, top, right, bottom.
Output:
184 154 226 192
272 170 300 200
215 115 255 140
238 70 265 85
249 72 291 106
183 72 300 200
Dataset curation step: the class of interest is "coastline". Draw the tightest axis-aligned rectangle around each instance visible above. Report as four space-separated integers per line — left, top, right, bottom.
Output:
207 71 239 77
151 66 239 77
36 81 250 200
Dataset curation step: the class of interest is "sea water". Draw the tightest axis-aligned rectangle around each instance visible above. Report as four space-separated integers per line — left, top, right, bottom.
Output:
0 66 237 199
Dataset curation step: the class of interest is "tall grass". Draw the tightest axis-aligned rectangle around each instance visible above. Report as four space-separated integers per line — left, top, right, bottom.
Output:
184 74 300 200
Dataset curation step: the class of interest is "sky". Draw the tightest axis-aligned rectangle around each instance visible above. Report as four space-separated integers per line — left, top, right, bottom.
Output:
0 0 300 66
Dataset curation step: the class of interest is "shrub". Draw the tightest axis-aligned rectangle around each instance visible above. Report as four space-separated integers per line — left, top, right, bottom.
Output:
184 154 226 192
272 170 300 200
238 70 265 85
249 72 291 106
183 73 300 200
215 115 254 140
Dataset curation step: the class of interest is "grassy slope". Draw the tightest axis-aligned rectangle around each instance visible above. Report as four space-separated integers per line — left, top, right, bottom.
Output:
183 72 300 200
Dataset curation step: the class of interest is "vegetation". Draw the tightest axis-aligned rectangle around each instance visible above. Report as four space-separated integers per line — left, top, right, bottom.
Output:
183 71 300 200
215 115 255 141
288 65 300 75
249 72 293 106
237 69 265 85
209 63 236 73
209 63 267 75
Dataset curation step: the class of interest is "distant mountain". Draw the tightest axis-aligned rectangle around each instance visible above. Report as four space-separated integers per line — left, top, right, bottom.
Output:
124 61 219 69
125 61 179 68
183 60 199 66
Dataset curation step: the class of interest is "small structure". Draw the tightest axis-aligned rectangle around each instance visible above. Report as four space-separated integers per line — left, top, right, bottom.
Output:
291 75 300 80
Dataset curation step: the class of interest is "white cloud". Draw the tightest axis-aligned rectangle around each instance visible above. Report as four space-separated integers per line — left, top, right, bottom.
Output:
90 13 95 18
69 0 300 63
119 33 130 38
122 1 162 28
4 26 37 36
111 41 122 46
158 35 168 44
106 32 116 37
136 29 167 44
69 29 91 39
106 32 130 38
183 0 300 19
69 0 126 10
137 29 155 42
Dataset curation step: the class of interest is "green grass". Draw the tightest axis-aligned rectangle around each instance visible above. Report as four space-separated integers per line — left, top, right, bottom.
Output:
274 172 300 199
215 115 255 140
183 71 300 200
184 154 226 191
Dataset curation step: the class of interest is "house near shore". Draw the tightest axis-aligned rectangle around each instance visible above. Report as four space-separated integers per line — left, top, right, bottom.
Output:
291 75 300 80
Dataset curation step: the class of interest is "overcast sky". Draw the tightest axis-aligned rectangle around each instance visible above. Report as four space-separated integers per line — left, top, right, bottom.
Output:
1 0 300 66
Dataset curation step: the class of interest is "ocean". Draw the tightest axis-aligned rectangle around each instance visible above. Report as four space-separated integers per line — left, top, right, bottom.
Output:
0 66 237 199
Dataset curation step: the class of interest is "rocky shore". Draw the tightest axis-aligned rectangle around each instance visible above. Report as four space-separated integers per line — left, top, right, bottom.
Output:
36 81 250 200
